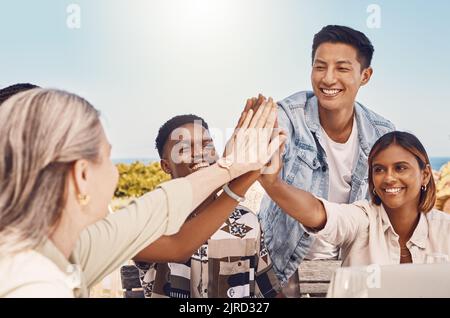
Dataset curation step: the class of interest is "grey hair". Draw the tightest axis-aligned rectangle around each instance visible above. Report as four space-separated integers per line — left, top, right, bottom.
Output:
0 88 103 257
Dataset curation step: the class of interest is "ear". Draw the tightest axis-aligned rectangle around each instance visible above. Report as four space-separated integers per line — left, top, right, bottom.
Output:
160 159 172 175
72 159 90 197
360 67 373 86
421 164 432 187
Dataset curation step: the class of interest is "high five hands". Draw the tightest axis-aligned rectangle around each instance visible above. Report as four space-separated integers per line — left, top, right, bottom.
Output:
223 94 286 184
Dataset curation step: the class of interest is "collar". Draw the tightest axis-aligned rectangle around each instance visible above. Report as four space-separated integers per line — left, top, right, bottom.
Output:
304 96 372 156
35 239 83 292
380 204 395 234
408 212 428 249
380 206 428 249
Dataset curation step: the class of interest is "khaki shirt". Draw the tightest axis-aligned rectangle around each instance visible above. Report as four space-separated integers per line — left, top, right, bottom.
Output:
0 250 74 298
0 178 192 298
312 199 450 267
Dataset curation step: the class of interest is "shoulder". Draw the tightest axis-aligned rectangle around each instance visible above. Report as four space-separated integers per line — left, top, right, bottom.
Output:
1 250 64 278
278 90 315 110
426 209 450 226
352 200 390 222
0 250 73 297
355 102 395 132
276 91 316 135
331 199 374 226
425 209 450 250
322 198 372 216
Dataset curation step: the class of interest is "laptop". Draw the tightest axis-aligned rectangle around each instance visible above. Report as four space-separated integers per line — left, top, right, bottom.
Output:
327 263 450 298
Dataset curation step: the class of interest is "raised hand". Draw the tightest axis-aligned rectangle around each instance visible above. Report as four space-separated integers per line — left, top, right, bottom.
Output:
223 94 267 158
225 96 266 183
259 128 286 186
223 98 286 180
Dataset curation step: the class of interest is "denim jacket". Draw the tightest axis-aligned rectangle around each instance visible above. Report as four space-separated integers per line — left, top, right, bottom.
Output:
258 91 395 284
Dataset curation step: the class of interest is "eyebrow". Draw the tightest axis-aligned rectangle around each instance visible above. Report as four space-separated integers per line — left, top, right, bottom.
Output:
314 59 327 65
177 138 213 146
372 161 411 167
336 60 353 65
314 59 353 65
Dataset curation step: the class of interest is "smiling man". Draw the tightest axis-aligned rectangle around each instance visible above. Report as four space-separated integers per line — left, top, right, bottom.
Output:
135 114 282 298
257 25 395 289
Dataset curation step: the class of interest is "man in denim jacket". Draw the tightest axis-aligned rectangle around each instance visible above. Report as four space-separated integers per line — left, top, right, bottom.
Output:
257 25 395 288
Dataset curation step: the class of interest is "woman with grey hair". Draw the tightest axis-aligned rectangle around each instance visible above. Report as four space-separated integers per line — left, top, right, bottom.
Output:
0 88 284 297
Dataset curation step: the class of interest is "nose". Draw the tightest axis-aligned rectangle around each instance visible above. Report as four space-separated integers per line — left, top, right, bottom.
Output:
192 154 204 164
323 68 337 86
192 147 205 163
383 168 398 184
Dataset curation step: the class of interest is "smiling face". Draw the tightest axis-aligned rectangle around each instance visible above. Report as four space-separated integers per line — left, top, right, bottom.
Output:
161 123 218 178
371 143 431 213
311 42 373 113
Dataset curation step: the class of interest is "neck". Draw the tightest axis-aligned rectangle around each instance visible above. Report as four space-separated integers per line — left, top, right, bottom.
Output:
384 203 421 244
49 214 83 259
318 103 355 143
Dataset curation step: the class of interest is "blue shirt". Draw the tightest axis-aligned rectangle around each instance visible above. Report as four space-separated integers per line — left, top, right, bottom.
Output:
258 91 395 285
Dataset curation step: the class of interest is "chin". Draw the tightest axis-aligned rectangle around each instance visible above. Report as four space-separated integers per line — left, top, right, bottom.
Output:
381 199 404 211
317 99 343 111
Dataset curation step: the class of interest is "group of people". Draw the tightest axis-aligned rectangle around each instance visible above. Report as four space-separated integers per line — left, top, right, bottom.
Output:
0 25 449 298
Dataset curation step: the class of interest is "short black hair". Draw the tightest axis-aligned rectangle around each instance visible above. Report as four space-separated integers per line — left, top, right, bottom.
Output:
155 114 209 158
0 83 40 105
312 25 374 69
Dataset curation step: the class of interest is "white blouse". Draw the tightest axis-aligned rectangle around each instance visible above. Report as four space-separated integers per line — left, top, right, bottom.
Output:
312 199 450 267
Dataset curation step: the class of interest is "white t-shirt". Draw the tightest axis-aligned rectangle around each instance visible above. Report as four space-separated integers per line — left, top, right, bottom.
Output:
305 118 359 260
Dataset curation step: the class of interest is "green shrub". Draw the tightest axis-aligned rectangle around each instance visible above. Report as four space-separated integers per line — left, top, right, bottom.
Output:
114 161 171 198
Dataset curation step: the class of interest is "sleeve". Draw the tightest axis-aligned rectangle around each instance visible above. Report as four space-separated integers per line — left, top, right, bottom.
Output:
277 103 294 161
75 177 193 288
254 226 282 298
307 198 370 247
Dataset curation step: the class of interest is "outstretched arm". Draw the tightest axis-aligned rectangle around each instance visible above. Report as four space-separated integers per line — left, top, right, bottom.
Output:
258 118 327 230
133 171 258 263
261 177 327 230
134 96 282 263
185 97 282 212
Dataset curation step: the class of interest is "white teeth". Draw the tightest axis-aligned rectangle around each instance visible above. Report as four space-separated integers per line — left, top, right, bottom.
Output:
191 162 210 171
321 88 341 96
384 188 402 194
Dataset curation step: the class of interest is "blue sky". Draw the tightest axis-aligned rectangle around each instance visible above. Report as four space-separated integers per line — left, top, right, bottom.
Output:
1 0 450 158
